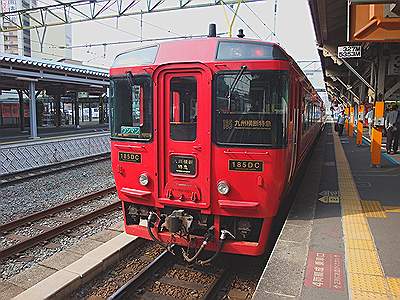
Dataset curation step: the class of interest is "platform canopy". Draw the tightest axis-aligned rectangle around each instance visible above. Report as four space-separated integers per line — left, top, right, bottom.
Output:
0 53 110 138
0 53 109 94
308 0 400 107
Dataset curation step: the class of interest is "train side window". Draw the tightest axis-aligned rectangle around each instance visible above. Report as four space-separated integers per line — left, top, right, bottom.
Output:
170 76 197 141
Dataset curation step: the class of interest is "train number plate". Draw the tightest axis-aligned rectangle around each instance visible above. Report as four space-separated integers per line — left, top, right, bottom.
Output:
229 160 263 172
118 152 142 163
170 155 196 176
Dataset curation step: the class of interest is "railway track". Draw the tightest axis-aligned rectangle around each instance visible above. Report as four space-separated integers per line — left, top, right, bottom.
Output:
108 247 231 300
0 186 118 261
0 153 110 186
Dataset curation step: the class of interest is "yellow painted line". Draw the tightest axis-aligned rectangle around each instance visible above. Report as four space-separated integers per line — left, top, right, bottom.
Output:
384 206 400 213
333 132 390 298
387 277 400 297
361 200 387 218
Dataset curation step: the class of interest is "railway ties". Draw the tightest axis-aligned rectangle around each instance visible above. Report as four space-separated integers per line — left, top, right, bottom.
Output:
0 186 118 261
108 247 232 300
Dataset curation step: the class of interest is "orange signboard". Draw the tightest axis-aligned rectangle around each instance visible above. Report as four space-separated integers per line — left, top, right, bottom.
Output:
349 4 400 42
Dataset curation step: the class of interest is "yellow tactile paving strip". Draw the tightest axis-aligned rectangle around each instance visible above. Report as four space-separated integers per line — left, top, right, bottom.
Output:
332 132 396 299
361 201 387 218
387 278 400 297
384 207 400 214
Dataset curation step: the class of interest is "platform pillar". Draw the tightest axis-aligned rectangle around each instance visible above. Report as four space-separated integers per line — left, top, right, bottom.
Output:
99 96 104 124
54 94 61 127
371 101 384 167
29 81 38 138
74 94 80 129
17 89 25 132
356 105 364 145
71 101 75 125
88 102 92 122
349 106 355 137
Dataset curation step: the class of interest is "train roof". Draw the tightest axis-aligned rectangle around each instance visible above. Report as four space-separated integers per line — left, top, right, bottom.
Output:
112 37 323 105
112 37 289 66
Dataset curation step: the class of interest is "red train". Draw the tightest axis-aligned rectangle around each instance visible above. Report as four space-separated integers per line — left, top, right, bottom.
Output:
110 28 324 261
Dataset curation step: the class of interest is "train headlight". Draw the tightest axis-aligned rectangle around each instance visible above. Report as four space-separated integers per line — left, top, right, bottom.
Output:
217 181 230 195
139 173 149 186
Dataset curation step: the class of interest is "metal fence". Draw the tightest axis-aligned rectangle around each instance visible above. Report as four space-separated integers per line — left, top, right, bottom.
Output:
0 133 110 175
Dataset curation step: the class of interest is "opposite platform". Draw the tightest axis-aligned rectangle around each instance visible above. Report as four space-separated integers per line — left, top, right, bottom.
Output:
253 122 400 299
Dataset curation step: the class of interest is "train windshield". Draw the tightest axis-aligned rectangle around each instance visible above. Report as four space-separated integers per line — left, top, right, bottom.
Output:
110 75 152 141
214 70 289 147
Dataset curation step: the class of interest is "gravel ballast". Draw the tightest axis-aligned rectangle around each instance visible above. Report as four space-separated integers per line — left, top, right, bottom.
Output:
0 159 114 225
0 210 123 280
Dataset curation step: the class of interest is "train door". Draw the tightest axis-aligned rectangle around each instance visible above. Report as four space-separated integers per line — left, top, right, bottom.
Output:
289 79 300 181
155 65 212 210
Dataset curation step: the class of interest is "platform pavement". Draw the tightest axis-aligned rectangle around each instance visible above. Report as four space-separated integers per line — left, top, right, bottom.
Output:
253 122 400 299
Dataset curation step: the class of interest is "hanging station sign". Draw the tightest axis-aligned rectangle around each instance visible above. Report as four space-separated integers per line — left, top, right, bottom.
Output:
337 46 362 59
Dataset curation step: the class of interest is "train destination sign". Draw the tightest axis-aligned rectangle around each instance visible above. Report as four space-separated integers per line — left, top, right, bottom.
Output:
121 126 141 135
118 152 142 163
171 155 196 176
229 160 264 172
337 46 361 59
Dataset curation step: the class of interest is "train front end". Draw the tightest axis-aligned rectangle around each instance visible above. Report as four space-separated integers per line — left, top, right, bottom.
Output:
110 38 292 258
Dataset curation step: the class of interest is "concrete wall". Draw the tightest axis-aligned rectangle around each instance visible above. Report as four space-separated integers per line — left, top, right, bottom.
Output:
0 133 110 175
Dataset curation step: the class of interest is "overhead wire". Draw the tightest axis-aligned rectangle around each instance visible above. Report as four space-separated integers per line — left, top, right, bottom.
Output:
61 32 229 49
33 0 189 59
36 0 142 39
243 1 278 41
220 0 262 40
3 44 66 59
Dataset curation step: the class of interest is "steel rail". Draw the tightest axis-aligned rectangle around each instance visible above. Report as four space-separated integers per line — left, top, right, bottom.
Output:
0 188 119 261
0 153 110 186
107 244 232 300
0 186 116 233
108 247 177 300
202 267 232 300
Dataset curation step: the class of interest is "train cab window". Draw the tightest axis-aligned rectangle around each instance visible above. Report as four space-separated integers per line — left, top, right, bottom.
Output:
214 70 289 147
110 75 152 141
170 77 197 141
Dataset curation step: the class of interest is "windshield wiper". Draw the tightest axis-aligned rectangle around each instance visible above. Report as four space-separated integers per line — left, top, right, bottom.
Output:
227 65 247 111
126 71 134 86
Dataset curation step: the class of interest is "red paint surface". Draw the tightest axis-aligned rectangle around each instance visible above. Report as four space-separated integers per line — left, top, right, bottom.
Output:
110 37 325 256
304 250 344 291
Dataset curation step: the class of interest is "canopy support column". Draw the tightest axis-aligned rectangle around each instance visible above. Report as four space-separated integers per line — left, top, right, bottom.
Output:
29 81 38 138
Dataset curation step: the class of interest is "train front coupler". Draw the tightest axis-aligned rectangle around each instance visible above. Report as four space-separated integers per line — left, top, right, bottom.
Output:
146 209 234 264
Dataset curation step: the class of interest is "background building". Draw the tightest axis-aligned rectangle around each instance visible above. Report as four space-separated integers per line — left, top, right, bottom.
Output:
0 0 72 59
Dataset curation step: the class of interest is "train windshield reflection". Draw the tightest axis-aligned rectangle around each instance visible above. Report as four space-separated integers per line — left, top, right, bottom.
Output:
214 70 289 147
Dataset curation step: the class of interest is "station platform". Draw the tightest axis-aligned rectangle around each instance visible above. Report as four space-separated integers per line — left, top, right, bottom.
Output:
253 121 400 299
0 123 109 145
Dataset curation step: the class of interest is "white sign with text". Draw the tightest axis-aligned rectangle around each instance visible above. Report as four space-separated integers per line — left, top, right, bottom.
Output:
338 46 361 59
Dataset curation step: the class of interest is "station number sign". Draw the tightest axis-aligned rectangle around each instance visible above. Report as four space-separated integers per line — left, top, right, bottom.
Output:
337 46 361 59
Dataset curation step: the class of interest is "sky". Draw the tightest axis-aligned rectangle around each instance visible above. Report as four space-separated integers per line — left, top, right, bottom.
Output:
67 0 324 89
69 0 318 63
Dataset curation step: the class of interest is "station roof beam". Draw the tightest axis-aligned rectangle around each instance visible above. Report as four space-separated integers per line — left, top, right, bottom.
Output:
0 0 265 32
